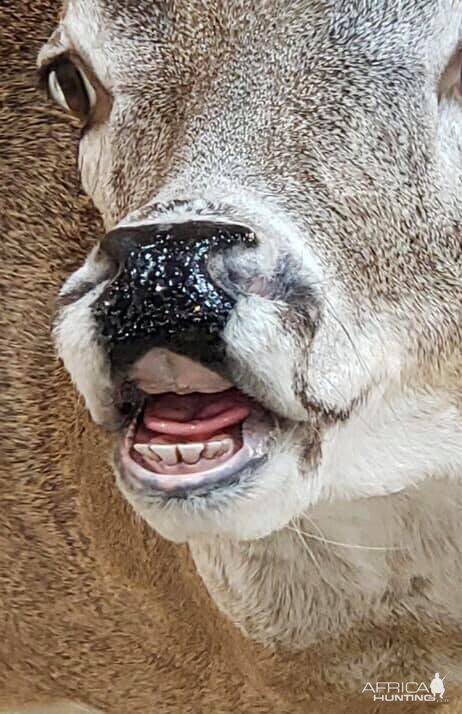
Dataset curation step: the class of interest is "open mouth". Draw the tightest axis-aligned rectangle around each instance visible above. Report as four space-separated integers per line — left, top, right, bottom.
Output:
120 360 273 497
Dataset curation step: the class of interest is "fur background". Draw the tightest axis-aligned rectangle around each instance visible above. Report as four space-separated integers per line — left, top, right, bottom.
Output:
0 2 461 712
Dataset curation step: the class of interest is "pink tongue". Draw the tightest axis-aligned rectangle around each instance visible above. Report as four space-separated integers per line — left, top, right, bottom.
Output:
143 389 252 438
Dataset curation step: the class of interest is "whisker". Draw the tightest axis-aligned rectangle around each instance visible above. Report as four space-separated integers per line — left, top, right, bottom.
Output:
286 524 405 552
289 522 342 594
300 513 329 543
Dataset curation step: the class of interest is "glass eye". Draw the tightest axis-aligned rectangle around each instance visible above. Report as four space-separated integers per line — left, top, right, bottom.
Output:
47 58 96 120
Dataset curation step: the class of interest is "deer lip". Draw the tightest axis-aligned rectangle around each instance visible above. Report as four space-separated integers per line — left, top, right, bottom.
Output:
119 388 272 495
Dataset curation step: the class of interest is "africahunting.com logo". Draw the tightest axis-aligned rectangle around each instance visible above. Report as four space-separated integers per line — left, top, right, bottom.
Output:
362 673 448 703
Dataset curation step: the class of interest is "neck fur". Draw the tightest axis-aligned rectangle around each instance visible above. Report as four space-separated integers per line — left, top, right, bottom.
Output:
190 383 462 651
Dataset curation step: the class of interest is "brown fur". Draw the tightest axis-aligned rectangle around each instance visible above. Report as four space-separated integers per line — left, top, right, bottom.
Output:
1 2 462 713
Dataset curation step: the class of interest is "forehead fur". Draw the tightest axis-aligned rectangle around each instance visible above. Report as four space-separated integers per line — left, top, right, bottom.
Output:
65 0 460 50
57 1 460 199
58 0 462 142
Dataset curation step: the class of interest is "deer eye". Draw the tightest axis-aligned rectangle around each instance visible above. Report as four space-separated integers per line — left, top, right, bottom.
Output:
47 58 96 120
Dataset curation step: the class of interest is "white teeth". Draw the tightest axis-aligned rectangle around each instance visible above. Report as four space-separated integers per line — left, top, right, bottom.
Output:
219 438 234 457
133 444 161 467
149 444 179 466
203 438 234 459
203 441 222 459
134 444 155 458
134 438 235 465
177 443 204 464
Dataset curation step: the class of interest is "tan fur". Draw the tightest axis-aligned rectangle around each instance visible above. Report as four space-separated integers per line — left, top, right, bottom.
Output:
2 705 101 714
1 2 462 713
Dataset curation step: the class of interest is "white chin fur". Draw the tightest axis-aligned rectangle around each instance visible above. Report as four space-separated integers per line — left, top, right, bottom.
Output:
116 445 319 543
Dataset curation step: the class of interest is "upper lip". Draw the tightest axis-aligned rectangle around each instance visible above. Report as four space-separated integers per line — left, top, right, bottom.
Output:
130 347 233 395
114 347 239 426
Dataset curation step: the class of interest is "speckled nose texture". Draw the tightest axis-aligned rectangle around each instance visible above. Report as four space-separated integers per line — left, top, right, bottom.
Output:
93 221 257 369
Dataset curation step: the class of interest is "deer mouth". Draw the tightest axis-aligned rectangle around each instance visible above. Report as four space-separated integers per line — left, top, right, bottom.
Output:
118 352 273 497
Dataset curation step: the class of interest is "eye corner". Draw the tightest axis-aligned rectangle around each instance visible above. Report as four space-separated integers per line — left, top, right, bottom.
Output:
36 64 55 101
37 51 71 91
438 44 462 101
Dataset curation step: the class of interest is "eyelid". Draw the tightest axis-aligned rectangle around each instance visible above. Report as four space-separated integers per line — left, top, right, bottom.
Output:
438 44 462 99
38 51 87 92
78 68 97 108
37 50 113 125
47 68 72 111
37 50 71 99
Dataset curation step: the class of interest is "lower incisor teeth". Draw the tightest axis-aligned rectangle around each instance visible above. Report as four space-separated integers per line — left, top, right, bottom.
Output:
204 438 234 459
178 443 204 464
134 437 235 465
203 441 221 459
134 444 159 461
149 444 178 466
219 437 234 457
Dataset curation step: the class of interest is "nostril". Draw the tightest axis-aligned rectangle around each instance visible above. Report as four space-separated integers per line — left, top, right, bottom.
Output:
99 227 148 267
93 220 257 370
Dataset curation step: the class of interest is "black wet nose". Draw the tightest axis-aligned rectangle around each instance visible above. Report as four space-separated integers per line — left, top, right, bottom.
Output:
93 220 256 369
